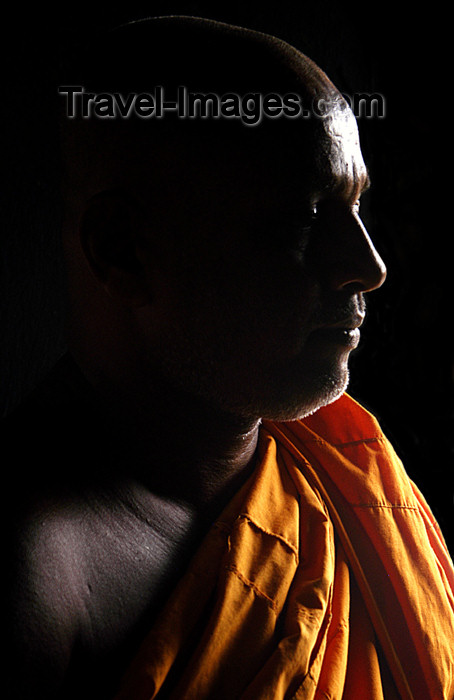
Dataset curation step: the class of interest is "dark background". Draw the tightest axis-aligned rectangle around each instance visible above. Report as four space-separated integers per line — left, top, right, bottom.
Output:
2 3 452 550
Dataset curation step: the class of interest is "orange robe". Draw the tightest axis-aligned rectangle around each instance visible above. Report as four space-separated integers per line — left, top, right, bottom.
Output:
114 394 454 699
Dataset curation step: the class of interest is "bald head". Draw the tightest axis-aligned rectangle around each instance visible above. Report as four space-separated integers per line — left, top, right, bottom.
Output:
58 15 344 210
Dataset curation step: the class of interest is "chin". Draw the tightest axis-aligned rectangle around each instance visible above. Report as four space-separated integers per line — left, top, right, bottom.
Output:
251 362 350 423
155 339 351 423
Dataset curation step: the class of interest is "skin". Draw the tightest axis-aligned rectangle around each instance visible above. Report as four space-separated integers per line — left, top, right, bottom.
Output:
5 23 386 700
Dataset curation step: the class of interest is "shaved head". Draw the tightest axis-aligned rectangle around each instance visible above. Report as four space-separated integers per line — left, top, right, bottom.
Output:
58 16 343 208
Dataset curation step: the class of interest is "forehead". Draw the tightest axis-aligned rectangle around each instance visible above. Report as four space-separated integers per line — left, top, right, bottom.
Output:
316 103 369 201
132 100 368 231
225 106 369 214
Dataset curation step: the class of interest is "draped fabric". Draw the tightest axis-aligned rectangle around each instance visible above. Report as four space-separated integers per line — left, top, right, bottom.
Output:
114 394 454 700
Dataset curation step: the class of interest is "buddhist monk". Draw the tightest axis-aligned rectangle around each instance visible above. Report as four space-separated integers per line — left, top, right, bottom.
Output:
4 16 453 700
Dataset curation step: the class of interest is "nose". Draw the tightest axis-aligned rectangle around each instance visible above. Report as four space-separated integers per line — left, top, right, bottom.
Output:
315 207 387 293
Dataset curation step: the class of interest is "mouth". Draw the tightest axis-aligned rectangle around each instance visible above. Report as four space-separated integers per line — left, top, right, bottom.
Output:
310 326 361 348
308 314 365 349
319 312 365 330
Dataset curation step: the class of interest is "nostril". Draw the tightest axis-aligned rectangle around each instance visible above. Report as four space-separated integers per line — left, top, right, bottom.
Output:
335 250 387 294
341 281 370 295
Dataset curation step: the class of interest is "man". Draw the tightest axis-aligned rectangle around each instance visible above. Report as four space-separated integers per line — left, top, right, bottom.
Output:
4 15 453 700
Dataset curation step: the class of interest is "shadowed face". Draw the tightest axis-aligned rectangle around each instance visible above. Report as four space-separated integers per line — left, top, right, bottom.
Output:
133 98 386 421
61 17 387 421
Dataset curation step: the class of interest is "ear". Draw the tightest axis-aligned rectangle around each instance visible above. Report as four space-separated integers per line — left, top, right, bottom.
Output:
79 188 152 307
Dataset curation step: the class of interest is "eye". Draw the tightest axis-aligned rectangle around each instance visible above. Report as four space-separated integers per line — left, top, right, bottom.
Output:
307 204 319 226
253 204 319 257
280 205 319 258
282 205 318 232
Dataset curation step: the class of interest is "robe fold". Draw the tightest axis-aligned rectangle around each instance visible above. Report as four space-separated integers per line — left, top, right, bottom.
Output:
114 394 454 700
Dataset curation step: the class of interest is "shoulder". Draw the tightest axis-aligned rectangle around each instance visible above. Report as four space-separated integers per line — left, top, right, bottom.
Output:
5 495 90 699
1 358 102 698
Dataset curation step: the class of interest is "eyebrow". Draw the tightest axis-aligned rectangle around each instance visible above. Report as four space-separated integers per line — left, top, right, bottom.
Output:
330 167 371 203
361 170 371 194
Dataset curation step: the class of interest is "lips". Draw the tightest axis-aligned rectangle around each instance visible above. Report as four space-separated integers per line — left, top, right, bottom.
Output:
306 326 360 354
312 291 366 332
308 306 365 350
318 313 365 331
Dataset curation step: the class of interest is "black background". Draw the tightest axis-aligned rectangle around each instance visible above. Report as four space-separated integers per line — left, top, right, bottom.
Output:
2 3 452 550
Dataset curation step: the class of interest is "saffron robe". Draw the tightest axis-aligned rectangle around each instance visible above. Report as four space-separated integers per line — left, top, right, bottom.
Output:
114 394 454 699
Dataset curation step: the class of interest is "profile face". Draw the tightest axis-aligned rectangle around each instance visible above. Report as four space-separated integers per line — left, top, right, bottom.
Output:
134 96 386 421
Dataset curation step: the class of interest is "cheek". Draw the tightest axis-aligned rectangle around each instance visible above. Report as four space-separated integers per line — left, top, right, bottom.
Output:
141 235 322 371
202 253 321 360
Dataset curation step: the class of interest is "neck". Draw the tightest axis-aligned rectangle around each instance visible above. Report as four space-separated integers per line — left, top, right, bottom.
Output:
68 350 261 513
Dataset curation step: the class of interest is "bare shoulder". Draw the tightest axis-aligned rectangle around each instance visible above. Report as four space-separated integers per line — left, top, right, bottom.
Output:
5 494 91 699
1 359 115 695
5 485 204 699
1 358 206 698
